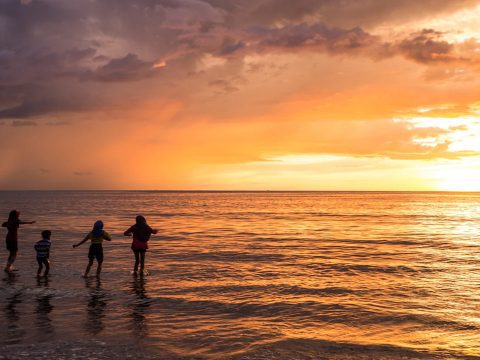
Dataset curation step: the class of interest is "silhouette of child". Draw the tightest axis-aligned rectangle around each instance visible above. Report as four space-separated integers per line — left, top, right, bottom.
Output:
35 230 52 277
2 210 35 273
73 220 111 277
124 215 158 275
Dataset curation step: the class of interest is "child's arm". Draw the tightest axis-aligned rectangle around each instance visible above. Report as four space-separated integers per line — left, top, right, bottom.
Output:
20 220 36 225
103 231 112 241
73 234 90 248
146 225 158 235
124 226 134 236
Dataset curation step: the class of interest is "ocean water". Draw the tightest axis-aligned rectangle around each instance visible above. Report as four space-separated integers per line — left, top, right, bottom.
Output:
1 191 480 359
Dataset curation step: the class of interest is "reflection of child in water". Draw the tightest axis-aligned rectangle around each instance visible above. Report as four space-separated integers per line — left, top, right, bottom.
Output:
73 220 111 277
124 215 158 275
2 210 36 273
35 230 52 277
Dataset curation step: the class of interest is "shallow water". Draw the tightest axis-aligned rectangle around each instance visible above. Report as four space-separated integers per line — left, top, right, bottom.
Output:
1 191 480 359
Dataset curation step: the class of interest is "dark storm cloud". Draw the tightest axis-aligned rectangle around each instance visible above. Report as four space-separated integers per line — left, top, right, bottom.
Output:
1 97 68 119
0 49 158 118
217 39 246 56
0 0 478 120
208 79 239 93
0 0 174 115
0 48 96 86
240 22 469 65
0 0 72 47
86 54 162 82
250 23 378 54
397 30 456 64
0 86 99 119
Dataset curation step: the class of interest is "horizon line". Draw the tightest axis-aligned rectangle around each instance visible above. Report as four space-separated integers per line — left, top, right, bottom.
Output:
1 189 480 193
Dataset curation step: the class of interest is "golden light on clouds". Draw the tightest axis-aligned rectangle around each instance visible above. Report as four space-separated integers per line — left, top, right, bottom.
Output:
416 4 480 43
153 61 167 68
2 1 480 190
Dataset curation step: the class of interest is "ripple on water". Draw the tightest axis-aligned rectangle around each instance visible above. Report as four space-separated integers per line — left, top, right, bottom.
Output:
1 191 480 358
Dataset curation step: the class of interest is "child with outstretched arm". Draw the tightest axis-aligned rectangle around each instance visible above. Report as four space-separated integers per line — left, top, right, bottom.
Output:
73 220 111 277
2 210 35 273
124 215 158 275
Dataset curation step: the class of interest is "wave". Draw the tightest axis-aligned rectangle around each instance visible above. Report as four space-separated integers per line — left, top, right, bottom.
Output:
299 262 434 275
130 295 477 335
8 336 474 360
158 212 194 217
229 338 480 360
167 284 361 298
161 250 288 263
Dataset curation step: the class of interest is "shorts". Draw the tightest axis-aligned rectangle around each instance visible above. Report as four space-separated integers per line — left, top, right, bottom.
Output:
131 238 148 251
37 257 49 266
88 244 104 262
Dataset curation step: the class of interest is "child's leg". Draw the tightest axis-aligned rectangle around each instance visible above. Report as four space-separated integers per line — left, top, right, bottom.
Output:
4 256 10 272
43 259 50 276
5 250 17 272
96 247 104 276
96 260 102 276
140 251 146 272
37 258 43 277
9 251 17 266
133 250 140 273
84 259 94 277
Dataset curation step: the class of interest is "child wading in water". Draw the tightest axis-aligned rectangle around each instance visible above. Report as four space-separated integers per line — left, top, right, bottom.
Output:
124 216 157 275
73 220 111 277
2 210 35 273
35 230 52 277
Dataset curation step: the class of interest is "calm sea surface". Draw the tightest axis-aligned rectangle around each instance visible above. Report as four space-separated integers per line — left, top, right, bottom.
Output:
1 191 480 359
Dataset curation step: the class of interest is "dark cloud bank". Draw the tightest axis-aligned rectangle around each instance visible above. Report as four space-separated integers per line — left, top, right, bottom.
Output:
0 0 478 120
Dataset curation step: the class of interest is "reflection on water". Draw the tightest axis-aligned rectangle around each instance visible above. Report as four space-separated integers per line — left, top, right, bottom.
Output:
3 273 25 345
35 277 54 337
130 275 151 339
1 191 480 359
85 277 107 335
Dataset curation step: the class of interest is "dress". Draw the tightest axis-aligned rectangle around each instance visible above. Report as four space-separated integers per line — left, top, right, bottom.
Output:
2 220 20 252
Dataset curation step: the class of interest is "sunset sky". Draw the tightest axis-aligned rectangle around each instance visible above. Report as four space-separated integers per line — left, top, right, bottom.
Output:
1 0 480 190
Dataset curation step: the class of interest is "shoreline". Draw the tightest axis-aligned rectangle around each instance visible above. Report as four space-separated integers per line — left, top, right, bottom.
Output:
2 338 476 360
